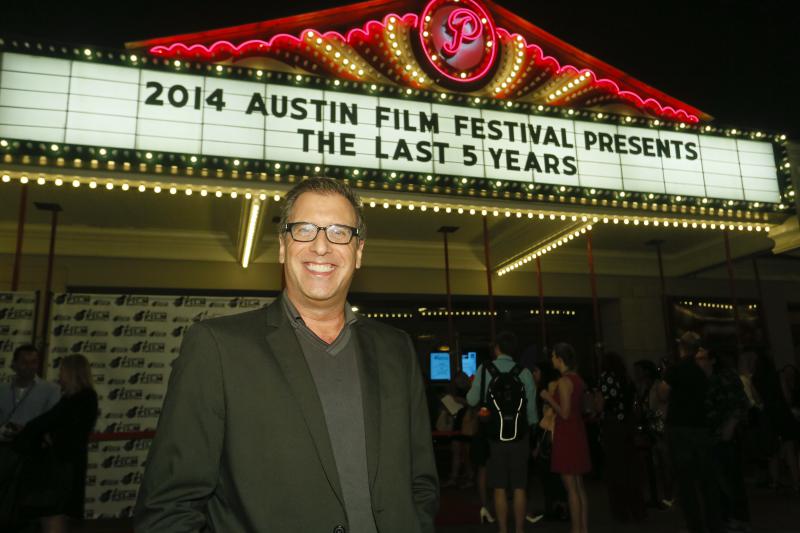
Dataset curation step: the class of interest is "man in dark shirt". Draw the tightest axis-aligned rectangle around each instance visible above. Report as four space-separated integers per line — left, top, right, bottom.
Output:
136 178 438 533
660 332 722 533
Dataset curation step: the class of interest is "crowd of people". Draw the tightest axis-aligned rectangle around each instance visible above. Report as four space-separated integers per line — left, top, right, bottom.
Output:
435 331 800 533
0 345 98 533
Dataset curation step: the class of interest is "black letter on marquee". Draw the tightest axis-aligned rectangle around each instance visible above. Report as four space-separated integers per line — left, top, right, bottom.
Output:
376 106 391 128
340 103 358 126
488 147 503 168
297 129 315 152
432 141 449 163
685 142 698 161
420 112 439 134
463 145 478 166
245 93 267 116
290 98 308 120
584 131 597 150
375 137 388 159
340 133 356 156
454 115 469 136
562 156 577 175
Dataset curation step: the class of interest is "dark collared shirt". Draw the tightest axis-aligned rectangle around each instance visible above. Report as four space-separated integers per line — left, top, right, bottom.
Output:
282 294 377 533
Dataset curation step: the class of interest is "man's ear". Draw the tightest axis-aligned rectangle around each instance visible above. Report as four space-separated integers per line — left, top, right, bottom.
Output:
355 239 365 269
278 235 286 264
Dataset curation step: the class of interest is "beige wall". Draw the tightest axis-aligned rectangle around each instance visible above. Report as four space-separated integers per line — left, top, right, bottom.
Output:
2 252 799 368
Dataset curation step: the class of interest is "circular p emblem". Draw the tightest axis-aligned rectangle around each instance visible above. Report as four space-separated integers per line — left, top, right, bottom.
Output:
418 0 498 85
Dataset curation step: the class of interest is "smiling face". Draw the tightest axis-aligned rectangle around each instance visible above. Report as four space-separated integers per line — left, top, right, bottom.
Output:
279 191 364 312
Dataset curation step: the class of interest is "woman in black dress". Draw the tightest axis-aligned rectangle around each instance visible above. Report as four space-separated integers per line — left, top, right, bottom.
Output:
14 354 98 532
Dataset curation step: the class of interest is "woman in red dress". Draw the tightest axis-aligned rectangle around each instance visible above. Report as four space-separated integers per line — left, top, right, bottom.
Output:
541 343 591 533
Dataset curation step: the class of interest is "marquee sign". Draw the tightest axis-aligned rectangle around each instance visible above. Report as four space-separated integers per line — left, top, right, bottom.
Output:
0 51 781 203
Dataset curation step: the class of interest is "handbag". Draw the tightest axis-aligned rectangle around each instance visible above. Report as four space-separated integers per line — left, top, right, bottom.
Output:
534 428 553 460
461 407 479 436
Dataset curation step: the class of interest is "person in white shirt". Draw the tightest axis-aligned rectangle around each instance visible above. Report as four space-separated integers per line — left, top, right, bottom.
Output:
0 344 61 440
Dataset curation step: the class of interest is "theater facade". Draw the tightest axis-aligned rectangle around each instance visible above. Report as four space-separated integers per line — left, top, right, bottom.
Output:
1 0 799 518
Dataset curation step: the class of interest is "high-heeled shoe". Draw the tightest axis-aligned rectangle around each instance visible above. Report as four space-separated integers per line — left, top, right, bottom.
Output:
479 506 495 524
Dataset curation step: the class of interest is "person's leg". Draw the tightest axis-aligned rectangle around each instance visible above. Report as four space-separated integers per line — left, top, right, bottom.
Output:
602 420 627 521
513 488 527 533
668 428 704 533
494 488 509 533
576 475 588 533
696 431 723 533
443 439 461 486
461 441 475 481
478 466 489 505
727 437 751 525
41 515 67 533
561 474 581 533
655 436 674 502
782 439 799 491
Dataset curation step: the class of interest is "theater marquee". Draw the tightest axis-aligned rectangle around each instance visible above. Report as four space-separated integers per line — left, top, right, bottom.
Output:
0 51 781 203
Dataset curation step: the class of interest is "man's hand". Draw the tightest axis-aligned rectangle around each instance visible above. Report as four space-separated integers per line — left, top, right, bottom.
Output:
540 389 553 404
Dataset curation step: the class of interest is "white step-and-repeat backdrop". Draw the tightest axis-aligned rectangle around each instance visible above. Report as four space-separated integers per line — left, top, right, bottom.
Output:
0 291 37 383
46 292 274 519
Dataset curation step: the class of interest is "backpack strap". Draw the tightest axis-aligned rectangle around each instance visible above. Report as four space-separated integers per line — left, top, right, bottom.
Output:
485 362 501 379
510 364 524 378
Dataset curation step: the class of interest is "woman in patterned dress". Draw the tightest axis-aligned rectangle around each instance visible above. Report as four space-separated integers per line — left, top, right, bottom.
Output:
597 352 645 523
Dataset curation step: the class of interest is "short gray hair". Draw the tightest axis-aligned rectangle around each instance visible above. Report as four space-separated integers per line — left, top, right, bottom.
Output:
279 177 366 240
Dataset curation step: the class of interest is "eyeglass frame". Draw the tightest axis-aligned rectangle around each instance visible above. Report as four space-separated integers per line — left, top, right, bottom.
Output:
282 221 361 244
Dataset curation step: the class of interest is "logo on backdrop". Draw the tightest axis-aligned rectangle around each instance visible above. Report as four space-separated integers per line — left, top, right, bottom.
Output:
418 0 498 86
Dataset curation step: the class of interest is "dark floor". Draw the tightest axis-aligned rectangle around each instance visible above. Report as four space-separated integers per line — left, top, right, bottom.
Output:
67 476 800 532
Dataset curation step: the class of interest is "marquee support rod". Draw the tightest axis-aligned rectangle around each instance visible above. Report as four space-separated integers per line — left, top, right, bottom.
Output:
586 229 602 376
752 257 770 348
34 202 62 363
482 216 496 345
438 226 458 353
723 230 743 347
535 256 547 355
11 184 28 291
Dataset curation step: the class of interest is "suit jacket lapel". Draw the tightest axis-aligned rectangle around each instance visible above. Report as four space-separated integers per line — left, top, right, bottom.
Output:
354 322 381 489
263 300 344 507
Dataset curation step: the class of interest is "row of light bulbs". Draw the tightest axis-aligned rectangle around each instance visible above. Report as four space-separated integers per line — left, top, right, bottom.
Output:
420 310 498 317
1 172 777 236
680 300 759 311
498 223 593 276
529 309 577 316
491 35 525 96
0 173 283 201
0 171 780 232
361 309 578 319
384 17 429 86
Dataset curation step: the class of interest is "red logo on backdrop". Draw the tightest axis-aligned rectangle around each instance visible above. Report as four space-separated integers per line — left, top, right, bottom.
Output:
418 0 498 85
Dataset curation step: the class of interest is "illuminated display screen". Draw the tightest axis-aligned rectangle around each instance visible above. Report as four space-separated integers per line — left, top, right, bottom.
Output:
430 352 451 381
0 52 781 203
461 351 477 377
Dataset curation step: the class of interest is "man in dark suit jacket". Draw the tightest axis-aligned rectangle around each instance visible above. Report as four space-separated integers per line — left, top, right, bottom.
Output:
135 178 439 533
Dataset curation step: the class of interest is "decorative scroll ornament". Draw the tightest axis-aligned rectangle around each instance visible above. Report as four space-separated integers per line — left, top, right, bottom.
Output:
418 0 498 86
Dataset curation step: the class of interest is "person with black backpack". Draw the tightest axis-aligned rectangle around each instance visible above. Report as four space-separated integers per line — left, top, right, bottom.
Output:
467 331 538 533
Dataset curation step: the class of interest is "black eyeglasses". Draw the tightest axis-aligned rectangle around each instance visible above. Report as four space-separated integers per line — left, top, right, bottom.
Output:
283 222 360 244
